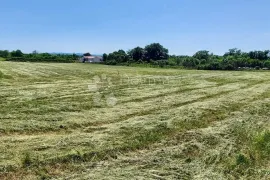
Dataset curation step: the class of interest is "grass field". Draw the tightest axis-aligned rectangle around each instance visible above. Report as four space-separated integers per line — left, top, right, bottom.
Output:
0 61 270 179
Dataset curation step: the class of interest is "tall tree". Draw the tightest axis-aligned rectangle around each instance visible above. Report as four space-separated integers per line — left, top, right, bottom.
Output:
107 50 129 63
10 50 23 57
128 46 144 61
0 50 9 58
193 50 210 60
144 43 169 61
103 53 108 62
248 50 269 60
224 48 242 57
32 50 38 55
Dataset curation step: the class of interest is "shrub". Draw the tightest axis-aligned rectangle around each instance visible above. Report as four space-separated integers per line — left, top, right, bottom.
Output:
263 61 270 68
105 60 117 65
6 57 75 63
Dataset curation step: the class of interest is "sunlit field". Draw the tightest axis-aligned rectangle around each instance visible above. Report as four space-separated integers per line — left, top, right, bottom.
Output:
0 61 270 179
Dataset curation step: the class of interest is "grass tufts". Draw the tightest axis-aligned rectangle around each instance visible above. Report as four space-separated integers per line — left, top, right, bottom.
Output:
21 152 34 168
253 130 270 160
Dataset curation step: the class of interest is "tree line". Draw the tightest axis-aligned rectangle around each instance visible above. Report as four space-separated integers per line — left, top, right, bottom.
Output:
103 43 270 70
1 44 270 70
103 43 169 65
0 50 78 63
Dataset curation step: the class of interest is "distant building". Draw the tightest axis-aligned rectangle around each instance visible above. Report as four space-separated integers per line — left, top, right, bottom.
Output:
80 56 103 63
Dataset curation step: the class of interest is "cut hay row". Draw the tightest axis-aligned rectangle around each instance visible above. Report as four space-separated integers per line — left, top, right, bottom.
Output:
0 62 269 179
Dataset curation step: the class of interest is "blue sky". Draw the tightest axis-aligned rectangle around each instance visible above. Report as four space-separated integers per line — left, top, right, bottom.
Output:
1 0 269 55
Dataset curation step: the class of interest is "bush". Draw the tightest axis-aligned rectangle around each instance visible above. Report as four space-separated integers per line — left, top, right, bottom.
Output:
150 60 169 67
263 61 270 68
6 57 76 63
221 63 236 70
105 60 117 65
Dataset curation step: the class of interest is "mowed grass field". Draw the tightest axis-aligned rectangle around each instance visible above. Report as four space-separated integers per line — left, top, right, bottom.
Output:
0 61 270 179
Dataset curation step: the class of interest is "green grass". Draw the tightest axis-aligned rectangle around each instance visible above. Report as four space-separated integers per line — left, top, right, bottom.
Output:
0 61 270 179
254 130 270 158
223 124 270 178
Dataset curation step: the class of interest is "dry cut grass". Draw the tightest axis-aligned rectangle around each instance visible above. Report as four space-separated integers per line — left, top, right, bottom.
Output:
0 61 269 179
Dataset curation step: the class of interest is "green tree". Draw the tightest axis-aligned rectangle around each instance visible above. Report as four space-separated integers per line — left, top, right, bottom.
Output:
263 60 270 68
103 53 108 62
128 47 144 61
0 50 9 58
182 57 199 68
32 50 38 55
144 43 169 61
193 50 210 60
248 50 269 60
10 50 23 57
107 50 129 63
224 48 242 57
